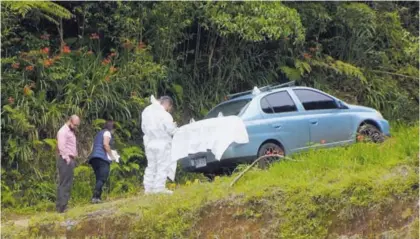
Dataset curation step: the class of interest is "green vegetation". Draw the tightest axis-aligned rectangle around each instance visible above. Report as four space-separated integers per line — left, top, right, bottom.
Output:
1 1 418 232
2 125 418 238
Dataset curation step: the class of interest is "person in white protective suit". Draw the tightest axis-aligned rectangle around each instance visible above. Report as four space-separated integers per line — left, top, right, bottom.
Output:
141 95 178 194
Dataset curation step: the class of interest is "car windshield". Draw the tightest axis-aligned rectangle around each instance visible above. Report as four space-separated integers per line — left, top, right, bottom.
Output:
205 99 251 119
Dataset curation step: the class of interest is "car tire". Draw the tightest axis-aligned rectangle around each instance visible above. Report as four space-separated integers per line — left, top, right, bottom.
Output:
257 142 285 169
357 123 385 143
204 173 215 182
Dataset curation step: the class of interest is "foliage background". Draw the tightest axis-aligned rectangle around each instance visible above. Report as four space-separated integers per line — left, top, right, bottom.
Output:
1 1 418 211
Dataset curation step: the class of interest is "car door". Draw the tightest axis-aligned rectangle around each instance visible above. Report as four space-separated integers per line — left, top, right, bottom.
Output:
259 91 310 153
292 89 353 148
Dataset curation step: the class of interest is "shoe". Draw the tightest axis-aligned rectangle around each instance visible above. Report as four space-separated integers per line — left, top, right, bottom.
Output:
91 198 101 204
144 187 155 195
154 189 173 195
56 206 68 213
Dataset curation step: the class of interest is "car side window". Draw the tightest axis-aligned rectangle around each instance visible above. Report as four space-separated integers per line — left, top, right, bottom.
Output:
293 89 338 110
261 91 297 114
261 98 274 113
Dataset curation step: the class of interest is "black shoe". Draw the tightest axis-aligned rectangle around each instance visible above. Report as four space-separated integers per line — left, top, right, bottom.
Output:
56 206 68 213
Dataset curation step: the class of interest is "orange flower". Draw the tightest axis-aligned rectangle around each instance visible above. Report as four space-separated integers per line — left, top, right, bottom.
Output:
109 66 117 73
104 76 110 82
87 50 94 55
62 46 71 54
7 97 15 105
90 33 100 40
303 53 312 59
25 65 34 71
43 59 53 67
357 135 364 142
12 63 20 69
102 58 111 65
23 85 32 96
41 47 50 54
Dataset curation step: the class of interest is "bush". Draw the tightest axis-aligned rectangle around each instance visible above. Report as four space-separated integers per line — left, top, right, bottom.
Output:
1 39 166 210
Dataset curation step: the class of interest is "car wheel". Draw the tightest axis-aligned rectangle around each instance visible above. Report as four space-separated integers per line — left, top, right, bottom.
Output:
357 124 385 143
257 142 284 169
204 173 216 182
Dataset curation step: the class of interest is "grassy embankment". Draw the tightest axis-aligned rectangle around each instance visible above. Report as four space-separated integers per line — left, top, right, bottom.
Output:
2 124 419 238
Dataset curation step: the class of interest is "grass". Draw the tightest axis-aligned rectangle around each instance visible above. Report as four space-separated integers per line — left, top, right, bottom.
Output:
2 124 419 238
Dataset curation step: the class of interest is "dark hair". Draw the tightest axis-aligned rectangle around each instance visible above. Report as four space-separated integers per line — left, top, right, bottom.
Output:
103 120 114 131
159 96 173 106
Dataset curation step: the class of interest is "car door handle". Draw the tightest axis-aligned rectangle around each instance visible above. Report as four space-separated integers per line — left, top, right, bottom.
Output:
310 119 318 125
272 124 282 129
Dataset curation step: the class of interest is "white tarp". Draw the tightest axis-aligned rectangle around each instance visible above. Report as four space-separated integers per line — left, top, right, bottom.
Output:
107 150 120 163
167 116 249 179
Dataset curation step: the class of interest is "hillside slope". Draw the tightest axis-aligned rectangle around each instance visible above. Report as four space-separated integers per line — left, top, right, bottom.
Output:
2 125 419 239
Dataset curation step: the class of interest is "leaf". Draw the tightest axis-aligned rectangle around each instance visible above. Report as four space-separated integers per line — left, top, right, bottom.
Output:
3 1 72 20
92 119 106 130
280 66 301 81
295 59 312 75
43 138 57 150
172 84 184 101
120 146 144 162
129 162 140 170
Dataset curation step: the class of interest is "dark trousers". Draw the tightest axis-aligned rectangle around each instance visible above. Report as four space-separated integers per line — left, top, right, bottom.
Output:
56 156 75 212
90 158 110 199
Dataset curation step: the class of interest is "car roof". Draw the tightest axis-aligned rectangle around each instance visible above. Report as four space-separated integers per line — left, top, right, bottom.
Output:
225 86 310 102
208 86 340 118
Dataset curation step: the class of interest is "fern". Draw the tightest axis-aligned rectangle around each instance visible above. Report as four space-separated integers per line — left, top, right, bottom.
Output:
280 59 312 81
310 57 367 83
332 60 367 83
120 146 144 163
92 119 106 131
2 105 36 134
2 1 72 24
295 59 312 75
43 139 57 151
280 66 302 81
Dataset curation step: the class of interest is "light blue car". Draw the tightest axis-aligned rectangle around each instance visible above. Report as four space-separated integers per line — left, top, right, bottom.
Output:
180 82 390 173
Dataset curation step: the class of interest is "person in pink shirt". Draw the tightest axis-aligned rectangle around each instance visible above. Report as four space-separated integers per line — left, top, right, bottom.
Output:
56 115 80 213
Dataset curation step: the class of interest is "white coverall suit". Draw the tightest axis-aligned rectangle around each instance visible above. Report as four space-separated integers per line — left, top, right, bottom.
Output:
141 96 177 193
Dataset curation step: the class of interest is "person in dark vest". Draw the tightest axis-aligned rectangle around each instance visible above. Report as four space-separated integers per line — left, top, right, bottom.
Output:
88 120 116 203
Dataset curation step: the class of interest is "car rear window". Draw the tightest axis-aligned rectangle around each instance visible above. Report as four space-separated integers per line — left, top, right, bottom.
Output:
205 99 251 119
